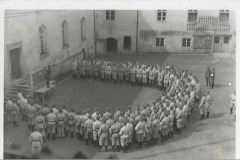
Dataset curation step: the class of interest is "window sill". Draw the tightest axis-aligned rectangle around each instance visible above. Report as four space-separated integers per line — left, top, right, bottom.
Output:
40 52 50 59
63 44 69 50
157 20 166 23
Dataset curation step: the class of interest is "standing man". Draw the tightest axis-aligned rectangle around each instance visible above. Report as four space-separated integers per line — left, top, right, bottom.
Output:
11 101 20 127
74 111 82 139
205 67 211 87
230 91 236 114
209 68 215 89
119 121 129 153
93 116 102 146
5 99 13 123
46 109 57 140
98 119 110 152
84 115 94 145
205 91 212 118
66 109 76 138
152 115 160 145
57 109 66 138
199 93 207 120
28 102 37 131
29 128 43 154
135 117 145 148
35 112 46 142
45 65 51 88
110 118 121 152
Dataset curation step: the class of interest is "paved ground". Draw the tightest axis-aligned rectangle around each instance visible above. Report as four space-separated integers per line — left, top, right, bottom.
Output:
4 54 236 159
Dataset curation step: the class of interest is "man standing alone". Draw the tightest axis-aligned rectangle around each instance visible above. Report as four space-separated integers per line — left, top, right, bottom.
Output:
45 65 51 88
205 67 211 87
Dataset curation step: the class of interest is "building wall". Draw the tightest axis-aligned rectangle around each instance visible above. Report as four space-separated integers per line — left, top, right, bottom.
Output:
95 10 138 53
4 10 94 88
138 10 236 54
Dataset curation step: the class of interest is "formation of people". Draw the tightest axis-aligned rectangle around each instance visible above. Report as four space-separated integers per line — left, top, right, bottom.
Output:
6 58 234 156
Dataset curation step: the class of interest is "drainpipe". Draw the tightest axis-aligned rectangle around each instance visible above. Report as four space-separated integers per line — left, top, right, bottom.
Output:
136 10 139 54
94 10 96 57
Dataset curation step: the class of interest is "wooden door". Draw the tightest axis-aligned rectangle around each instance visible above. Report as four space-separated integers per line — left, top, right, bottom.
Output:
9 48 22 79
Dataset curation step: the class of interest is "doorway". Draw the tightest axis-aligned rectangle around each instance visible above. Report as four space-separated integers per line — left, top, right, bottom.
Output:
106 37 118 53
124 36 131 51
9 47 22 79
213 35 231 53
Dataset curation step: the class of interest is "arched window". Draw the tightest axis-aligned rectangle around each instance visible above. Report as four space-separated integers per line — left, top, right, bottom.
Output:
62 20 69 47
81 17 86 40
38 25 47 55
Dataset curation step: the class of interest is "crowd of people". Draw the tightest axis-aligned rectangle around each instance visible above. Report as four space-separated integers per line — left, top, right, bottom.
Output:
5 58 217 155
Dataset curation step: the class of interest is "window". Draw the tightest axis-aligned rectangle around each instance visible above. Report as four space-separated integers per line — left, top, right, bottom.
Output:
106 10 115 20
188 10 198 22
156 38 165 46
224 36 230 43
214 36 220 43
62 21 69 48
219 10 229 22
157 10 166 21
81 17 86 39
38 25 47 55
182 38 191 47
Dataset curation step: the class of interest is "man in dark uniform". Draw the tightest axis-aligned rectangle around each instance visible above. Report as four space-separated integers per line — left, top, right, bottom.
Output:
205 67 211 87
45 65 51 88
209 68 215 89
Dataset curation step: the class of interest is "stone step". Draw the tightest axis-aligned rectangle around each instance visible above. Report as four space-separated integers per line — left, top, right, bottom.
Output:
14 84 29 89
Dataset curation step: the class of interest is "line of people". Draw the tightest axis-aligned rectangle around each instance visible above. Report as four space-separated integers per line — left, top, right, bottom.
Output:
5 60 208 154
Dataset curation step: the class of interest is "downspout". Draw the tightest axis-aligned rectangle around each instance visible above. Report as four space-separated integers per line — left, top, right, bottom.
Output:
136 10 139 54
94 10 96 57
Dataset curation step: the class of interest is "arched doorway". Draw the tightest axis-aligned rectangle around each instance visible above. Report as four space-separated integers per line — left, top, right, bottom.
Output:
106 37 118 53
124 36 131 51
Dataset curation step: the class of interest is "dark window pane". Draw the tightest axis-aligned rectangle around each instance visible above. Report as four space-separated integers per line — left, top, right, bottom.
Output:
219 13 229 22
214 36 220 43
188 13 198 21
224 36 229 43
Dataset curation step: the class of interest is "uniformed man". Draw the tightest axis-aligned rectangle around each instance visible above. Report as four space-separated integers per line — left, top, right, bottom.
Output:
199 93 207 120
41 104 50 125
114 107 121 119
230 91 236 114
168 111 174 138
160 111 169 142
29 128 43 154
62 106 68 133
46 109 57 140
135 117 145 148
126 118 133 149
112 65 118 83
93 116 102 146
182 101 188 128
45 65 51 88
136 66 143 86
209 68 215 89
106 114 114 128
163 70 170 91
142 67 148 87
152 115 160 145
11 101 20 127
124 65 130 84
57 109 66 138
66 109 76 138
110 118 121 152
130 66 136 85
98 118 110 152
5 99 13 123
118 65 124 84
103 108 112 120
205 91 212 118
149 67 155 87
119 120 129 153
144 116 152 146
79 110 87 140
72 59 78 79
100 62 106 81
84 115 94 145
105 63 112 83
176 105 184 134
28 102 37 131
205 67 211 87
35 112 46 142
157 68 165 90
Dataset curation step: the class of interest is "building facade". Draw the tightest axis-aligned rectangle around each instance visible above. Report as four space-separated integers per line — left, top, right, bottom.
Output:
4 10 94 88
95 10 236 55
4 10 236 89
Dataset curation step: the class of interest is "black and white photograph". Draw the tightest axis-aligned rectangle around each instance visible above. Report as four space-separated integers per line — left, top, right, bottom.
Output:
2 5 238 159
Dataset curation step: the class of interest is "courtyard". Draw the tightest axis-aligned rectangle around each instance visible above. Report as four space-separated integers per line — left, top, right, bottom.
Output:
4 54 236 159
